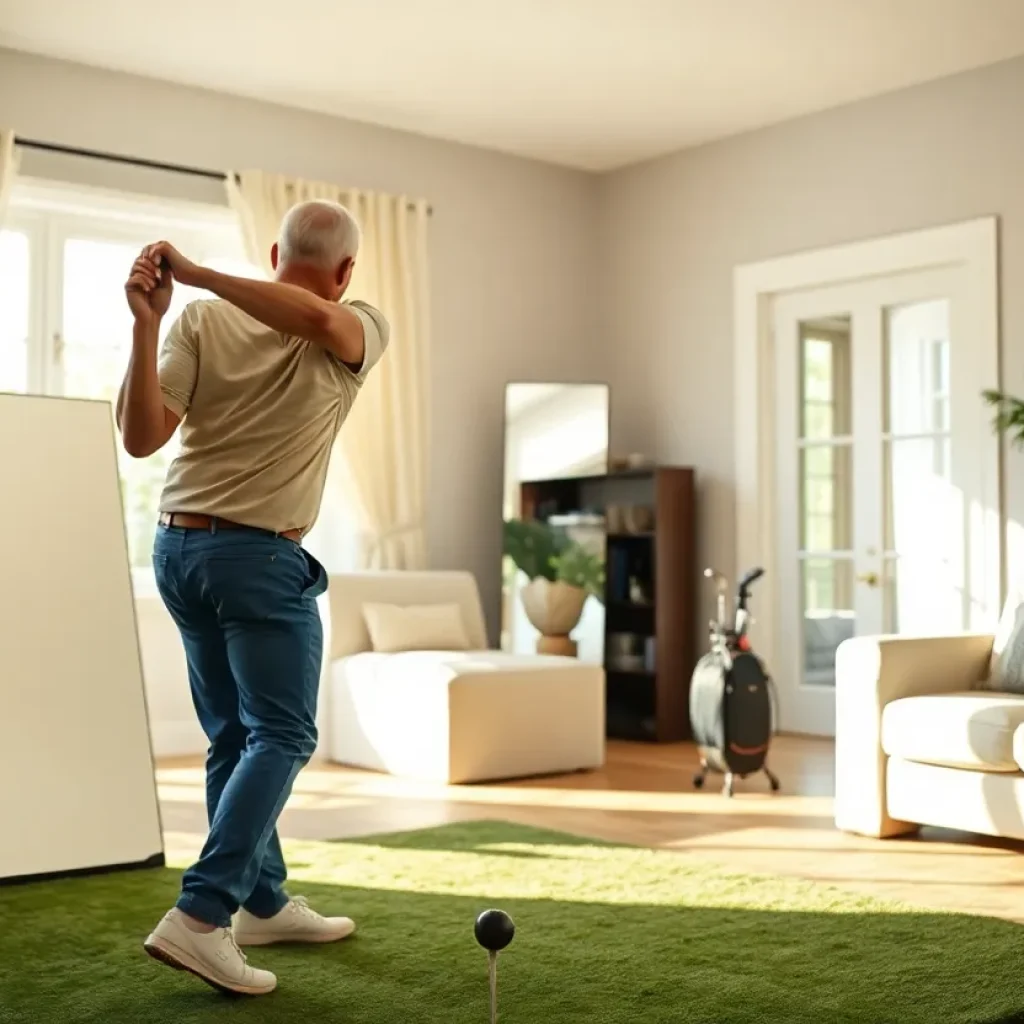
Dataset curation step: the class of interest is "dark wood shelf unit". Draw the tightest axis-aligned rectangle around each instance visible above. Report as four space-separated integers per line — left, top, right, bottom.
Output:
519 466 698 742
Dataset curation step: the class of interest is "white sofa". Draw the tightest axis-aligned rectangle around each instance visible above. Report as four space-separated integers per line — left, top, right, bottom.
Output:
326 571 605 784
835 622 1024 841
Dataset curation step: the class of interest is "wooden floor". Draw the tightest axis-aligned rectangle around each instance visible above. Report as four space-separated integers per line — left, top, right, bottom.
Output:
158 736 1024 923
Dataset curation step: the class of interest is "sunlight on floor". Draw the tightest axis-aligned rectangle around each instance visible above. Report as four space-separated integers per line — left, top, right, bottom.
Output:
158 768 831 818
154 738 1024 925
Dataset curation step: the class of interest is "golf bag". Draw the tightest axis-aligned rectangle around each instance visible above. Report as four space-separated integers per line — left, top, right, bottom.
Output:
690 567 780 797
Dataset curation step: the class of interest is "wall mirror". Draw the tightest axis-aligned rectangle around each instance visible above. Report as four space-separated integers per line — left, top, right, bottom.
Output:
500 382 610 663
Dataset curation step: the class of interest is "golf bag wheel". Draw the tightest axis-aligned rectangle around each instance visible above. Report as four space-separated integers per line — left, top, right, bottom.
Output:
765 766 781 792
693 761 708 789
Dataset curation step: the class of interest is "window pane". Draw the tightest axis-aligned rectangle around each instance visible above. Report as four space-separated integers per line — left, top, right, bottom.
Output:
61 238 181 568
800 317 852 439
799 443 852 552
59 235 262 568
885 299 950 435
802 557 855 688
0 230 30 392
883 436 962 634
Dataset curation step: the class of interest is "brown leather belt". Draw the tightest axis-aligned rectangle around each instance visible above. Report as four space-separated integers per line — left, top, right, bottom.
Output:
158 512 302 543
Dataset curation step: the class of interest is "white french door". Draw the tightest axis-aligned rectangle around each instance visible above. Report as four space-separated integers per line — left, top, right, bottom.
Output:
773 266 998 736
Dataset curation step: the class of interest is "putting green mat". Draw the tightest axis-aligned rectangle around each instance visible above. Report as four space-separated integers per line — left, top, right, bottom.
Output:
2 820 1023 1023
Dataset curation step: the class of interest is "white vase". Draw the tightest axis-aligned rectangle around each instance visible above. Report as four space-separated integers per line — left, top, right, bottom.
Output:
520 578 587 646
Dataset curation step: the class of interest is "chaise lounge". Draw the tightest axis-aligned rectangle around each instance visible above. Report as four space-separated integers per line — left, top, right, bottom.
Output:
326 570 606 784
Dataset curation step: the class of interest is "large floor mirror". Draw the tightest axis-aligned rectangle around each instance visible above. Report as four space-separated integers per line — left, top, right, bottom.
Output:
501 382 610 663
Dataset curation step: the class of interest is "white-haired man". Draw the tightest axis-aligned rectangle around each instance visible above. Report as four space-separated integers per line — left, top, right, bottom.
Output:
117 200 389 996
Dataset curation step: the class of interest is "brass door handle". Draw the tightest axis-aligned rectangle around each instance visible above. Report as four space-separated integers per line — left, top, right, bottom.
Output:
857 571 879 587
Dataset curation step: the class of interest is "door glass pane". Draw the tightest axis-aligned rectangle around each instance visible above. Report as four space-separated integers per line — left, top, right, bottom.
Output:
0 230 30 392
883 296 960 633
884 436 962 633
797 315 854 689
885 299 949 435
802 557 855 688
800 444 852 551
800 316 852 439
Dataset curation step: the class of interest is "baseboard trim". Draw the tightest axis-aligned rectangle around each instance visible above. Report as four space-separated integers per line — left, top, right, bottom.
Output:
0 851 166 887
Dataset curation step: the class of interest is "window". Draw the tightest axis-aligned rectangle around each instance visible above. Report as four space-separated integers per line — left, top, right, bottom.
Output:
2 181 262 579
3 178 362 583
799 325 853 616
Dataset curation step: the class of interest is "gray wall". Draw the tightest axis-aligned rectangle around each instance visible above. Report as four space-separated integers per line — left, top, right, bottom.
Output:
600 54 1024 587
0 48 603 636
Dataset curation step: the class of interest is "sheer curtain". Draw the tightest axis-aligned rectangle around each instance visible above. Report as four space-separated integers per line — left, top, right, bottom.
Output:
226 171 431 571
0 131 20 224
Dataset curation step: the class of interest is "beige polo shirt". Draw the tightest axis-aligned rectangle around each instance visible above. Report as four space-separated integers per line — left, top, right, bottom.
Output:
156 298 388 535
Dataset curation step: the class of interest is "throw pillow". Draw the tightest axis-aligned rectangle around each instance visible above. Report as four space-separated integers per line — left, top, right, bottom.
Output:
985 584 1024 694
362 602 471 654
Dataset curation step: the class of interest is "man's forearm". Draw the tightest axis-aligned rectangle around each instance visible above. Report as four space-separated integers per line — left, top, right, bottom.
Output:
118 319 166 458
193 268 333 341
190 267 364 363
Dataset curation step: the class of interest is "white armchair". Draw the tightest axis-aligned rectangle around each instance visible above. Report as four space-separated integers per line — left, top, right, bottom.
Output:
326 571 605 783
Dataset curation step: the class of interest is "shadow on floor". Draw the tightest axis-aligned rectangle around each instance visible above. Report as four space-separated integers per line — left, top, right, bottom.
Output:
2 820 1024 1024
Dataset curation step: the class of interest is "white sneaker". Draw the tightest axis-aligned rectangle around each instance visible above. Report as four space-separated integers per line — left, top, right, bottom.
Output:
144 908 278 996
233 896 356 946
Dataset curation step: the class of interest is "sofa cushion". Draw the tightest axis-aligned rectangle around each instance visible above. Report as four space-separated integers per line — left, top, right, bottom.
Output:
362 602 470 654
881 691 1024 772
985 587 1024 694
339 649 596 690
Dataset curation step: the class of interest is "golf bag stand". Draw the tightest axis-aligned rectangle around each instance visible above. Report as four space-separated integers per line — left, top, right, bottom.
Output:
690 566 780 797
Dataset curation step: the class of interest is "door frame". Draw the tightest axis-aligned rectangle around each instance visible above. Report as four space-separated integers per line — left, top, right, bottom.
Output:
733 218 1001 718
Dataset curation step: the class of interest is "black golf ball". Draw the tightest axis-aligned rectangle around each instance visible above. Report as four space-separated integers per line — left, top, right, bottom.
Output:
474 909 515 951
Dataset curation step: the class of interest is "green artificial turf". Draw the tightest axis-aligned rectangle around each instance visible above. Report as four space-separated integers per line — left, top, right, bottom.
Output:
2 820 1024 1024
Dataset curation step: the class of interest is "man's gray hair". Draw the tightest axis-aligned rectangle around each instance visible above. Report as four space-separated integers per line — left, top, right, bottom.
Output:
277 199 361 269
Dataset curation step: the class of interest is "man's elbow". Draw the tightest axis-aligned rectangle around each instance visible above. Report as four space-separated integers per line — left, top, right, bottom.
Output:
121 407 180 458
122 434 158 459
120 424 163 459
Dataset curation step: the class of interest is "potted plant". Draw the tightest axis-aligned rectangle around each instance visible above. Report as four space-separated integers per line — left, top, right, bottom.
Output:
983 390 1024 446
502 519 604 657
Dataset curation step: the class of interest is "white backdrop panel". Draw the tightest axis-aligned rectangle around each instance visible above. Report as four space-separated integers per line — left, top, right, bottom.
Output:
0 394 163 881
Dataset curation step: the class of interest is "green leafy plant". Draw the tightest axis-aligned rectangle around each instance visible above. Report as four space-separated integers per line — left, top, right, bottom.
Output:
554 540 605 600
982 389 1024 447
502 519 605 601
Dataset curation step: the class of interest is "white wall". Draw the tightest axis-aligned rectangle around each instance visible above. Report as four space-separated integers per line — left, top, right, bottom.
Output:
599 54 1024 589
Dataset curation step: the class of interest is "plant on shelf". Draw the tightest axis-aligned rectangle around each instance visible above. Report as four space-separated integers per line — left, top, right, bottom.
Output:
983 389 1024 447
503 519 604 657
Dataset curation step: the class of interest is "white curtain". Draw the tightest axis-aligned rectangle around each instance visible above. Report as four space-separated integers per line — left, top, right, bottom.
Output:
226 171 431 570
0 131 20 224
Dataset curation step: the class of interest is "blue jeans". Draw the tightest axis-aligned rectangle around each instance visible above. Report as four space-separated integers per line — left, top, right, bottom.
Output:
153 523 328 928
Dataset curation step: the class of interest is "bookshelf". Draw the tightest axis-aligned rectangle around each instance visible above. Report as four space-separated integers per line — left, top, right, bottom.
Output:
519 466 698 741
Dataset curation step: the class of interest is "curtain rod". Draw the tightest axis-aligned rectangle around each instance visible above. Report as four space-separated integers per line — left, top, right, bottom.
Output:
14 137 432 215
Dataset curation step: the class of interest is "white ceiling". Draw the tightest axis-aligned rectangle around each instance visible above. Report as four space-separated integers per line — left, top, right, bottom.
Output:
3 0 1024 171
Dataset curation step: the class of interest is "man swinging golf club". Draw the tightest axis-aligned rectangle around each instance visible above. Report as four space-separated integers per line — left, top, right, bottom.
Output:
117 200 389 996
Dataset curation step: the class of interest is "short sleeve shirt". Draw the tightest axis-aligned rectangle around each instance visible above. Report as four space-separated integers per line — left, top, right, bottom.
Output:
156 298 388 535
